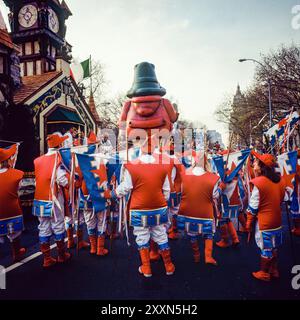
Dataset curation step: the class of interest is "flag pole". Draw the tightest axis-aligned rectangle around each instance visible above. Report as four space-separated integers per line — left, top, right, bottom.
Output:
90 55 93 95
0 139 23 145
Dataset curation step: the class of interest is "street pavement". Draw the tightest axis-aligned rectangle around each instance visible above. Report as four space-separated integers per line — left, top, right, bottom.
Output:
0 209 300 300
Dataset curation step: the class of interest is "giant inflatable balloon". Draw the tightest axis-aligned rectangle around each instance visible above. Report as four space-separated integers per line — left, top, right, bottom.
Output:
119 62 179 136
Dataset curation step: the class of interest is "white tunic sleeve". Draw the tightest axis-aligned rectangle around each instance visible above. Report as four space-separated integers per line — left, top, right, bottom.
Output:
285 186 293 202
116 168 133 197
56 166 68 187
248 186 260 215
212 178 221 200
171 167 176 183
162 175 171 201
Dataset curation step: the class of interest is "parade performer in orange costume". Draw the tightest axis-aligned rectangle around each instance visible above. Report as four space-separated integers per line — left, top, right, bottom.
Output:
111 135 175 277
148 139 183 262
177 151 220 265
33 133 71 268
0 144 26 262
246 151 287 281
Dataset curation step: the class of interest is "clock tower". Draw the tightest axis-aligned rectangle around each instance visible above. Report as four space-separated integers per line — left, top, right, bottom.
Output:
3 0 72 76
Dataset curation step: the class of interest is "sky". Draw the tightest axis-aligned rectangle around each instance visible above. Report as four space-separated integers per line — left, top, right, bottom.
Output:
1 0 299 144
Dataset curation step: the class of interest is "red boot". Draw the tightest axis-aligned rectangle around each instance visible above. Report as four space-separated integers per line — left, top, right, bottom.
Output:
238 214 247 233
56 240 72 263
191 241 200 263
205 239 217 266
269 250 279 279
77 229 90 250
252 256 272 282
150 239 160 261
227 221 240 246
168 224 179 240
89 235 97 254
97 236 108 256
40 243 56 268
160 249 175 275
138 248 152 277
292 218 300 237
216 224 231 248
66 227 75 249
11 237 26 263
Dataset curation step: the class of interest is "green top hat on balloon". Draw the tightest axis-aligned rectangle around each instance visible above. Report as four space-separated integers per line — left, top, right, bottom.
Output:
127 62 166 98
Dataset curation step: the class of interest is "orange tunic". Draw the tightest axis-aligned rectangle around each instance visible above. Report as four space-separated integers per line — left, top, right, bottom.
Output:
0 168 24 220
125 156 169 211
251 176 286 231
178 169 219 219
34 154 56 201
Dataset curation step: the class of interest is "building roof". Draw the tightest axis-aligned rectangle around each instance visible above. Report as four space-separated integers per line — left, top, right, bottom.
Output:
61 0 73 17
13 71 62 104
47 106 84 125
88 93 101 124
0 29 14 49
0 9 14 49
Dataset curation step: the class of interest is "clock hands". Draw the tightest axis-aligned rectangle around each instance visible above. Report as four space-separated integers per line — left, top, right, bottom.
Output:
20 7 35 25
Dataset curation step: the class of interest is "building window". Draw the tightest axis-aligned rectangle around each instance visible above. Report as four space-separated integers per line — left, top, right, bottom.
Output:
51 46 56 58
27 61 34 76
34 41 40 54
36 60 42 75
25 42 32 55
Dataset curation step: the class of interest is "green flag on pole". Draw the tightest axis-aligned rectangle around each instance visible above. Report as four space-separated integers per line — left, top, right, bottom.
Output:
81 58 91 79
70 57 91 82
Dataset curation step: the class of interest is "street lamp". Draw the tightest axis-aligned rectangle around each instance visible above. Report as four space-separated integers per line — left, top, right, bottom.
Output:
249 113 268 146
239 58 273 127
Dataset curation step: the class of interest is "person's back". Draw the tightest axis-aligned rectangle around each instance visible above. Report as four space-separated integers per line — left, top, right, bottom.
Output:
0 167 24 219
250 175 286 231
34 153 56 202
179 168 219 219
125 155 169 211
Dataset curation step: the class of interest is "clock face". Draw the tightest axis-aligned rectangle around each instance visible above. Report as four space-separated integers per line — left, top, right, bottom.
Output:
18 4 38 28
48 8 60 33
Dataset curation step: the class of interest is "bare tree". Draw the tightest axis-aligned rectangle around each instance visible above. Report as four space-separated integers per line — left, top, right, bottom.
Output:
83 59 107 104
98 93 127 129
215 44 300 148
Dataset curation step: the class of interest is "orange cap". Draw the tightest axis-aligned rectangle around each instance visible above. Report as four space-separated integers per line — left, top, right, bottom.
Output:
47 134 68 148
0 144 17 163
251 150 276 168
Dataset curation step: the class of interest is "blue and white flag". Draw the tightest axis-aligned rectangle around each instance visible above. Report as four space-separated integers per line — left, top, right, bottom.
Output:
76 153 108 213
106 153 122 184
59 145 97 171
212 149 251 183
265 111 300 147
276 151 298 211
277 150 298 178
